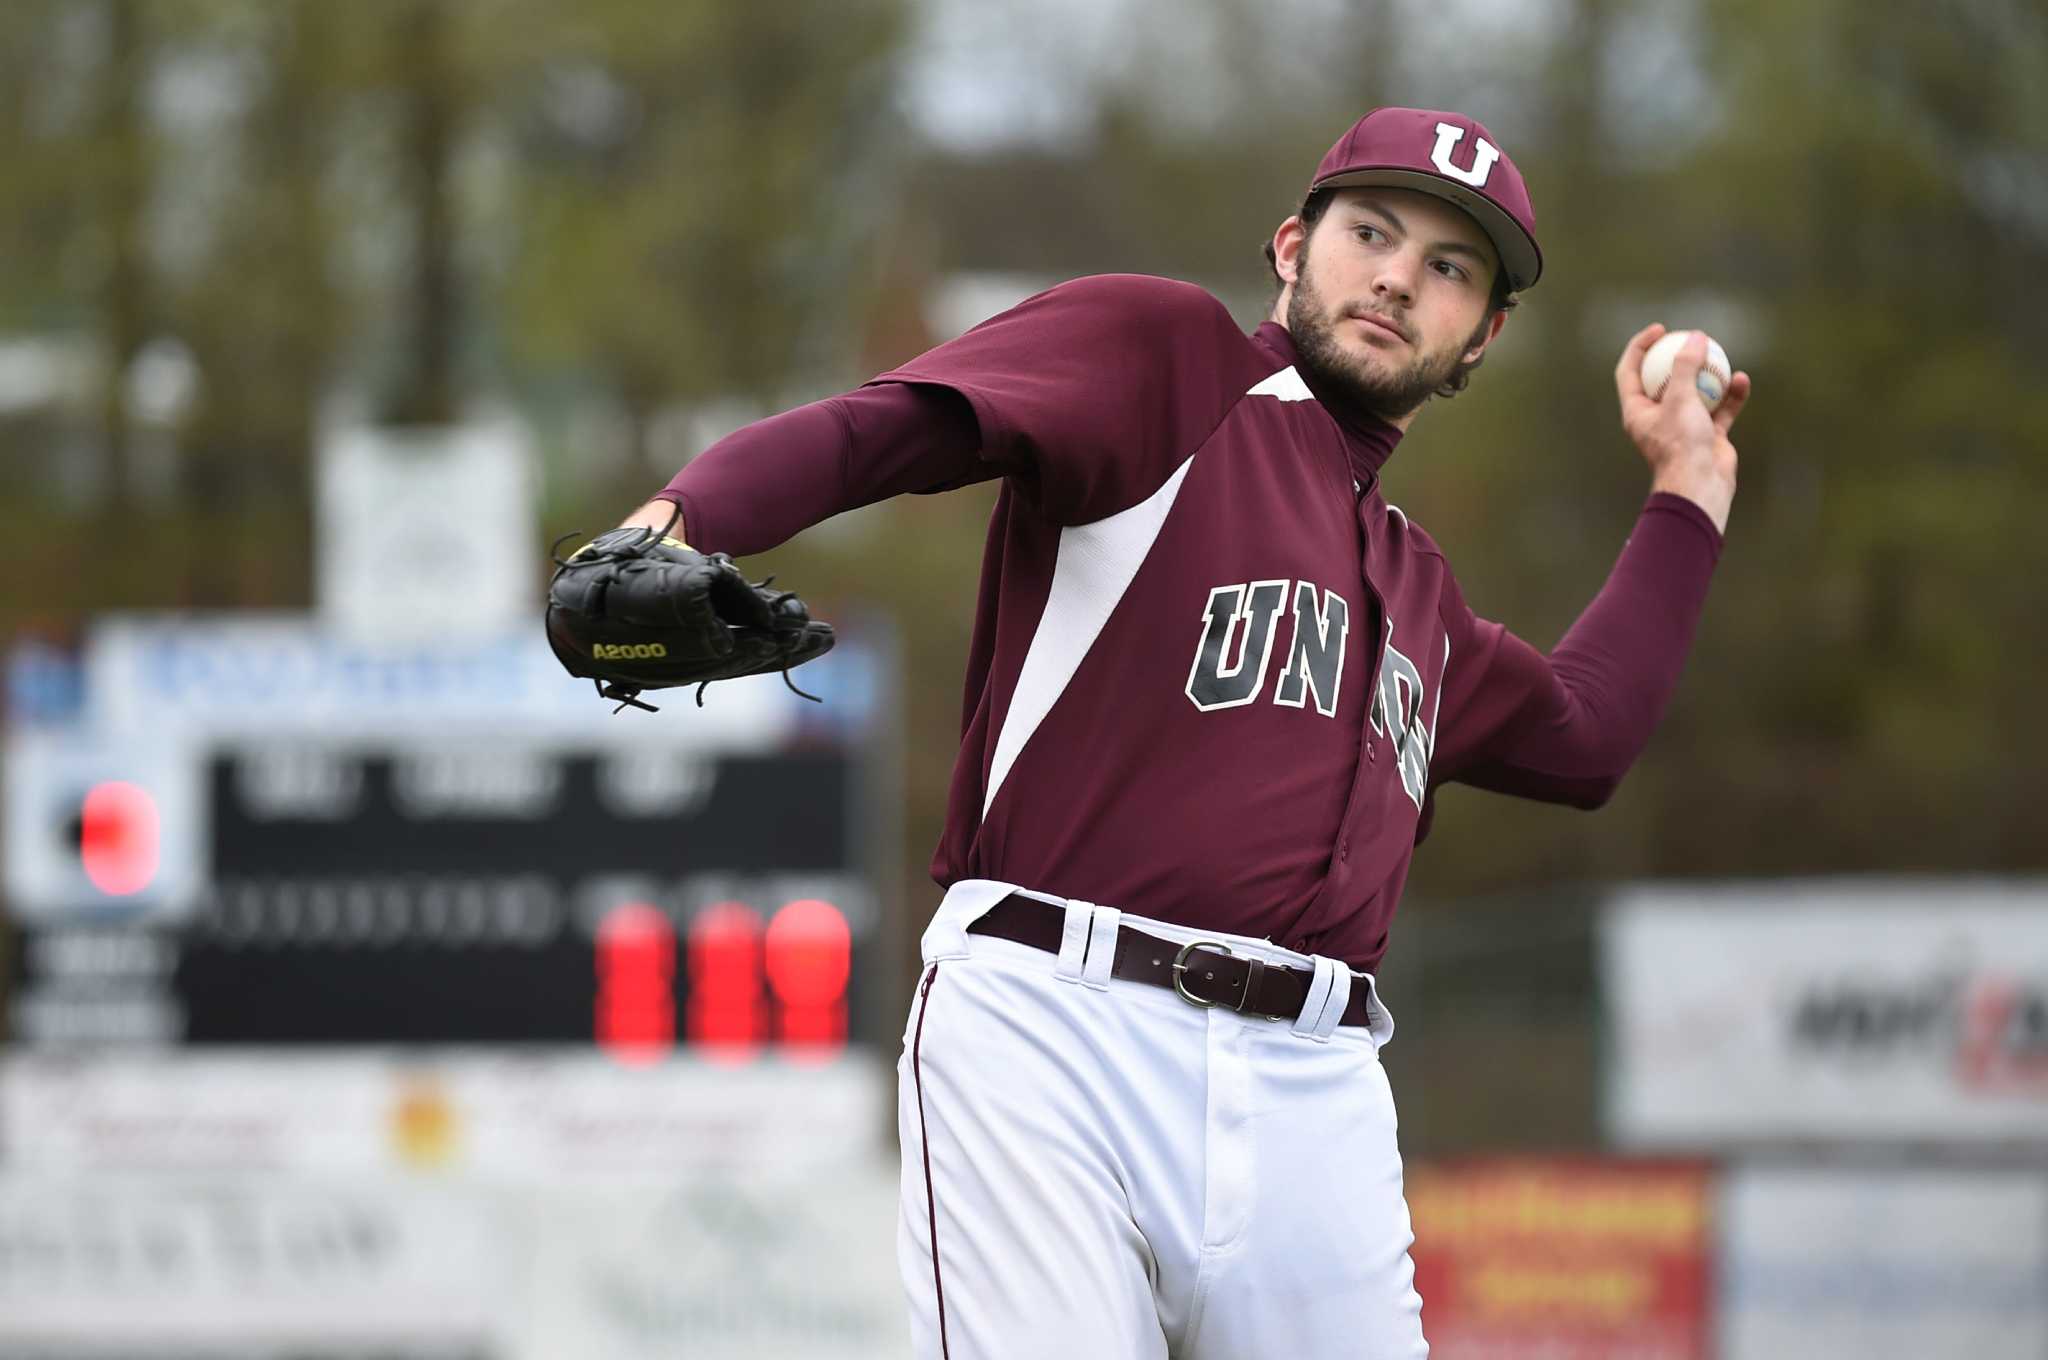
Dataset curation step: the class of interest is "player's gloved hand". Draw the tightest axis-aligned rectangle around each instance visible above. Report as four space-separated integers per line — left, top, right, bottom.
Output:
544 508 834 713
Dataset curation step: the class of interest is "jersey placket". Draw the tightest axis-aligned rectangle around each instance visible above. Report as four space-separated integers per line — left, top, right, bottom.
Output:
1279 485 1391 954
1335 487 1393 865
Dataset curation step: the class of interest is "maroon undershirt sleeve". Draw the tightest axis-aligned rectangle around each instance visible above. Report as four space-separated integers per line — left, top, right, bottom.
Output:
652 382 993 557
1437 492 1724 808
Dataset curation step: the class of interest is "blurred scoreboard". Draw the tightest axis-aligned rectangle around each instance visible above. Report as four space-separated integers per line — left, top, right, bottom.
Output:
53 746 867 1047
3 615 897 1054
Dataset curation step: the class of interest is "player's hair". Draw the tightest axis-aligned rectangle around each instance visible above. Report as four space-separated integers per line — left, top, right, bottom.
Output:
1262 187 1519 399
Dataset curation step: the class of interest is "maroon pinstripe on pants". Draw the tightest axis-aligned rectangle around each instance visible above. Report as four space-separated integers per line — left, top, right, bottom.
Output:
912 963 949 1357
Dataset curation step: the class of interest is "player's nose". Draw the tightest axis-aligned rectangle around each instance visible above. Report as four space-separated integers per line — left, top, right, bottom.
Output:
1369 243 1428 305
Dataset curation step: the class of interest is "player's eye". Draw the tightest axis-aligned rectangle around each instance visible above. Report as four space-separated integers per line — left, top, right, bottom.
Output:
1432 259 1468 282
1355 224 1386 244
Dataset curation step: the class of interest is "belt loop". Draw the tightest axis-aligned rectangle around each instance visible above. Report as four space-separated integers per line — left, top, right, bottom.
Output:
1080 905 1121 990
1359 971 1396 1047
1290 956 1350 1043
923 879 1016 962
1054 899 1096 982
1315 959 1354 1040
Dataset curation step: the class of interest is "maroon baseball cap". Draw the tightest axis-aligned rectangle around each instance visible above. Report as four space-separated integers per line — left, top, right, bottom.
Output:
1308 107 1543 291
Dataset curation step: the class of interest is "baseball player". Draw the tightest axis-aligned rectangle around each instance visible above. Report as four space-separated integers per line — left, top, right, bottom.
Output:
588 106 1749 1357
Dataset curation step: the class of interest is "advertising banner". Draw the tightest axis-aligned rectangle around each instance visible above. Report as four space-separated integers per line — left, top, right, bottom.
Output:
517 1167 908 1360
0 1176 505 1350
0 1165 911 1358
1407 1158 1712 1360
0 1054 908 1355
1603 879 2048 1145
1718 1165 2048 1359
78 613 823 747
1 1050 890 1178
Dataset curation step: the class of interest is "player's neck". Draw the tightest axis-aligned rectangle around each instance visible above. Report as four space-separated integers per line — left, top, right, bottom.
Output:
1264 315 1423 436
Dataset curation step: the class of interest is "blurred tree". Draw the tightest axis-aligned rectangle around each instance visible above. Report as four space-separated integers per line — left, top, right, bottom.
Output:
487 0 910 511
164 0 349 604
94 0 149 526
0 1 175 611
905 0 1396 302
382 0 461 426
0 4 77 333
1636 0 2048 873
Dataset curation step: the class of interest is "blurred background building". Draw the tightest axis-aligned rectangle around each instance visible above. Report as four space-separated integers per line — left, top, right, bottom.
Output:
0 0 2044 1355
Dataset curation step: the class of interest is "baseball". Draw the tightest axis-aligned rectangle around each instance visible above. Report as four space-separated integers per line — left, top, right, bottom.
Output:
1640 329 1732 411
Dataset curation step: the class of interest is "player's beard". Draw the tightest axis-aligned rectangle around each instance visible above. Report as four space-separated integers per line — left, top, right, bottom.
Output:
1286 240 1478 422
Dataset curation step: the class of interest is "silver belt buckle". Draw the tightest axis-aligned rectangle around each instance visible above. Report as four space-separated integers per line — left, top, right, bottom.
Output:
1172 939 1236 1009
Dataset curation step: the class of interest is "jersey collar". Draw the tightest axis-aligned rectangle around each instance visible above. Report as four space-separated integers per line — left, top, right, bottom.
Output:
1251 321 1404 488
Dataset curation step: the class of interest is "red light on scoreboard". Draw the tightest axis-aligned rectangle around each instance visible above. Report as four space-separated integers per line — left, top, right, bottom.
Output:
765 899 850 1060
592 899 853 1063
78 781 161 896
688 901 765 1062
595 902 675 1065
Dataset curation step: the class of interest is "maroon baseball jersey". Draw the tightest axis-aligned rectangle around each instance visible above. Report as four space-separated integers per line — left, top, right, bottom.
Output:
662 274 1722 971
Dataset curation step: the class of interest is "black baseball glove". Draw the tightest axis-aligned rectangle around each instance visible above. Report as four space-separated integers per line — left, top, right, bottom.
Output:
545 508 834 713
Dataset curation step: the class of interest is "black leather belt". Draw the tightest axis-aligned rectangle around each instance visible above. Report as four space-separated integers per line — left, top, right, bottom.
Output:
966 893 1375 1029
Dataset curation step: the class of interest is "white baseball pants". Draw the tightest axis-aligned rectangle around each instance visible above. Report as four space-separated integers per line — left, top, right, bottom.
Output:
895 880 1428 1359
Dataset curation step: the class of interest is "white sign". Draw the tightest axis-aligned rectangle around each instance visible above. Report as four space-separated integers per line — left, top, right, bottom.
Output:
2 1050 890 1179
0 1177 505 1349
1603 879 2048 1145
1718 1166 2048 1359
520 1170 908 1360
0 1165 910 1358
0 1052 907 1355
318 420 537 643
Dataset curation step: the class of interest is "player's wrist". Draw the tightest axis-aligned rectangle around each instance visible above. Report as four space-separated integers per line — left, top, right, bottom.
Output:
620 497 689 546
1647 472 1733 535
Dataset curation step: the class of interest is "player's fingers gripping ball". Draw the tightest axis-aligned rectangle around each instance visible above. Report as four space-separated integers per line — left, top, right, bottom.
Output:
544 511 834 712
1639 329 1733 412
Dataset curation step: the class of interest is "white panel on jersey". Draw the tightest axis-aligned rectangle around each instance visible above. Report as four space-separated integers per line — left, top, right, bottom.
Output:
1246 366 1315 402
1428 631 1449 759
983 458 1196 818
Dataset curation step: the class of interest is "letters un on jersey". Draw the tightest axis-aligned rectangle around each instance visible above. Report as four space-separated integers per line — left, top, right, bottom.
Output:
1185 578 1435 810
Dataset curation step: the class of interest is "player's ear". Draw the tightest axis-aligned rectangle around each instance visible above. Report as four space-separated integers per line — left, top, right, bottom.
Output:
1462 307 1508 363
1271 217 1308 286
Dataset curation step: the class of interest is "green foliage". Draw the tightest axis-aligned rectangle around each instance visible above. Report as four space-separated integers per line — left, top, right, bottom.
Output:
1641 0 2048 875
492 0 909 500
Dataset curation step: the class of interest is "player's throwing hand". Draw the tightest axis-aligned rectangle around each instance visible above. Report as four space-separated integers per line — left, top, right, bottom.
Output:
1616 322 1752 534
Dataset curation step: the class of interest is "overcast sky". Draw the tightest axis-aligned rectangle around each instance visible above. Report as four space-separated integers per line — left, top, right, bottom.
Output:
900 0 1714 161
